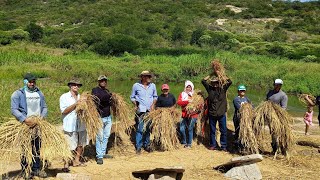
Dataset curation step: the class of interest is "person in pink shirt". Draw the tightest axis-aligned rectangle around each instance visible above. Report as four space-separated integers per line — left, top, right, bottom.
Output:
304 106 314 135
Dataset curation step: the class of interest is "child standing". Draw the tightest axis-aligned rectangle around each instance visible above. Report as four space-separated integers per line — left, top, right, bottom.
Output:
304 106 314 135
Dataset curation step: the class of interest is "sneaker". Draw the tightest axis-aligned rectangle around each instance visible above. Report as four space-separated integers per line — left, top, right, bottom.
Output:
209 147 216 151
31 169 48 178
221 148 228 152
136 148 142 155
144 146 152 153
103 154 113 159
184 145 191 149
96 158 103 165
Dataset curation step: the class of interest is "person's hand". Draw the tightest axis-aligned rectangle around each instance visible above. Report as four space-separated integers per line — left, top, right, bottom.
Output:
24 118 36 127
150 105 155 112
204 75 210 80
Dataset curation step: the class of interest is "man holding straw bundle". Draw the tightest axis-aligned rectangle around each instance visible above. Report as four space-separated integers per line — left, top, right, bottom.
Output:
92 75 113 165
60 79 87 171
130 70 158 154
266 79 288 154
11 72 48 179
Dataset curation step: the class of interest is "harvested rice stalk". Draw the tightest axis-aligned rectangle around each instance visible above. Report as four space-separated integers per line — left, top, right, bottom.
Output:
0 117 72 176
298 94 316 107
144 107 181 151
185 90 205 115
239 103 259 154
111 93 135 151
76 92 103 141
210 59 229 87
254 101 295 157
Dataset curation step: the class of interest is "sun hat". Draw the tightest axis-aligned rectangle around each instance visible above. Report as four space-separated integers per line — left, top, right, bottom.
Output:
237 84 246 91
24 73 37 81
67 79 82 87
161 84 170 90
140 70 152 77
98 75 108 81
274 79 283 85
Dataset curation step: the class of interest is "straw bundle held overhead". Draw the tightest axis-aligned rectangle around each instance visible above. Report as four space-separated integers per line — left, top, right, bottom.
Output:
239 103 259 154
254 101 295 157
298 94 316 107
210 59 229 86
0 117 72 176
144 107 181 151
76 92 103 141
111 93 135 150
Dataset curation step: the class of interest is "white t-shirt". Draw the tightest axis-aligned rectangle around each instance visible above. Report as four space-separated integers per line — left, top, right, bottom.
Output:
25 90 41 117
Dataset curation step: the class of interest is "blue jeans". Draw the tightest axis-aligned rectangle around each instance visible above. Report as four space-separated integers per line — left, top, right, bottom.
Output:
21 136 40 172
179 117 197 146
96 116 112 159
135 113 151 150
209 114 227 149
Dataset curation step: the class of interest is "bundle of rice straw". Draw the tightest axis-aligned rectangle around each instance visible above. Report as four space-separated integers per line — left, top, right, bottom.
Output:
76 92 103 141
0 117 72 176
254 101 295 157
298 94 316 107
144 107 181 151
210 59 229 86
111 93 135 151
239 103 259 154
186 89 205 115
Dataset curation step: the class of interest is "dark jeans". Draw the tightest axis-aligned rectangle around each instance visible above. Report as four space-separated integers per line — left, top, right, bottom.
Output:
179 117 197 146
135 112 151 150
21 136 41 172
209 114 227 149
233 116 240 141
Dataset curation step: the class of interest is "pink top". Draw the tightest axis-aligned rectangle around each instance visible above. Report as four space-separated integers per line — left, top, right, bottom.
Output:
304 111 313 125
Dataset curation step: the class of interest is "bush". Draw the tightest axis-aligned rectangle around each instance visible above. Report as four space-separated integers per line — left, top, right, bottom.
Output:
239 46 256 54
25 22 44 42
263 27 288 42
190 28 204 46
9 29 29 40
0 32 12 45
302 55 318 62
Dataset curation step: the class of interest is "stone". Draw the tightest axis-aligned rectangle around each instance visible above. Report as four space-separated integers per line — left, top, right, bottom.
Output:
56 173 91 180
132 166 184 180
224 163 262 180
214 154 263 172
147 172 177 180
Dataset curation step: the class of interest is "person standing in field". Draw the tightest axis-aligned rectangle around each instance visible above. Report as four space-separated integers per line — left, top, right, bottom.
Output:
202 76 232 151
130 71 158 154
11 72 48 179
177 80 199 149
92 75 113 165
266 78 288 153
232 84 251 151
60 79 87 172
156 84 176 108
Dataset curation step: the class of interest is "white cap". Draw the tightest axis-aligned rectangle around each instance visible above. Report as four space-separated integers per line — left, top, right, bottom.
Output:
274 79 283 85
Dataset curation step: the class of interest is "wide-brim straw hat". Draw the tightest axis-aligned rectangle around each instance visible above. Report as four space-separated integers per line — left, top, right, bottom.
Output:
67 79 82 87
140 70 153 77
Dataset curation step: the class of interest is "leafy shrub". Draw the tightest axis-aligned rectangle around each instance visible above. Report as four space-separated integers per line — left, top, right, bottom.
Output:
0 31 12 45
9 29 29 40
239 46 256 54
25 22 44 42
190 28 204 46
302 55 318 62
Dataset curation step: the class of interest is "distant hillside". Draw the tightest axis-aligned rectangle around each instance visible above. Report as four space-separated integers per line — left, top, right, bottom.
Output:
0 0 319 61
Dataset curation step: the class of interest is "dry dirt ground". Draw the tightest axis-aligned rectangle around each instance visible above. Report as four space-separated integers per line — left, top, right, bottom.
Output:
1 117 320 180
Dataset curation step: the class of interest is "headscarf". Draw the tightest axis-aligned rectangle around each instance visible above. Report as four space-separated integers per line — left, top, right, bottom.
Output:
181 80 194 100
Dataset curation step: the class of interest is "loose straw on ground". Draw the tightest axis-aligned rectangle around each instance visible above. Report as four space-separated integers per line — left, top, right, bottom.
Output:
210 59 229 87
76 92 103 141
254 101 295 158
239 103 259 154
144 107 181 151
0 117 72 176
111 93 135 152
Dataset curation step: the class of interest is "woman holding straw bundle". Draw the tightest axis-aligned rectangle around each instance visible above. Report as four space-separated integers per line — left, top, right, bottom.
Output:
202 60 232 151
177 80 199 149
92 75 113 165
59 79 87 172
10 73 48 179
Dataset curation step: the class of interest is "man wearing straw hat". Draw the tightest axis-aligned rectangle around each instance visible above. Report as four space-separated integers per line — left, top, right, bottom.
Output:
266 78 288 154
59 79 87 172
130 70 158 154
11 72 48 179
202 75 232 152
92 75 113 165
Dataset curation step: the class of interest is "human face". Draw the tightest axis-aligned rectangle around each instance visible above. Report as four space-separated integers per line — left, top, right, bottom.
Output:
273 84 282 92
27 80 36 90
69 83 81 93
162 89 169 95
99 79 107 88
141 75 152 83
186 85 192 93
211 81 219 88
238 90 246 97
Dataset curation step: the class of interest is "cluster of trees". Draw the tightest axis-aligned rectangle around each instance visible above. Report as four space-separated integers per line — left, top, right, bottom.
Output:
0 0 319 61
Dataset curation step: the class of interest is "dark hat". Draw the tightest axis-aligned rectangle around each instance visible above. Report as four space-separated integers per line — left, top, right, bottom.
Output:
67 79 82 87
140 70 152 77
24 73 37 81
98 75 108 81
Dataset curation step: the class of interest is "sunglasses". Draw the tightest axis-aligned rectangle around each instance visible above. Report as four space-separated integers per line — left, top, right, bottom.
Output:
70 84 81 87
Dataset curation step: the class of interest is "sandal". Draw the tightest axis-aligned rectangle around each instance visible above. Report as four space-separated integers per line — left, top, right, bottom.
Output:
72 162 87 167
62 168 70 173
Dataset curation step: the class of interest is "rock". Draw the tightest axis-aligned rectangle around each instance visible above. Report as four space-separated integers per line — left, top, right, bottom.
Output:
148 172 177 180
132 166 184 180
56 173 91 180
214 154 263 172
225 163 262 180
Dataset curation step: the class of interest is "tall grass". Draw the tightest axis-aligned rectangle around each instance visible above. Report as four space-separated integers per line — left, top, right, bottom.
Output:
0 44 319 124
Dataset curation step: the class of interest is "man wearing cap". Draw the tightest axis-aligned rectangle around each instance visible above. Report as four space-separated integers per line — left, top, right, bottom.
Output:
11 72 48 178
266 78 288 154
202 75 232 151
92 75 113 165
130 71 158 154
233 84 252 151
59 79 87 171
156 84 176 108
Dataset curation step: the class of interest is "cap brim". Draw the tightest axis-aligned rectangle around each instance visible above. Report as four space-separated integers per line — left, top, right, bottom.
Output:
68 83 82 86
238 89 246 91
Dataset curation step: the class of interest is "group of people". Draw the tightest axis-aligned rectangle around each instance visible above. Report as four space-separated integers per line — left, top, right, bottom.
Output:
10 71 320 179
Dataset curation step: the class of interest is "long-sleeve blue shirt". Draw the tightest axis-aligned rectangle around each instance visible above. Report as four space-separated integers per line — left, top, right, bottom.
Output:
130 81 158 113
